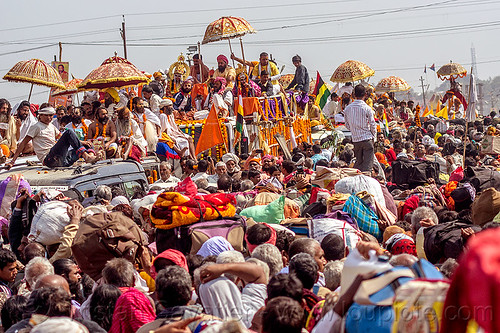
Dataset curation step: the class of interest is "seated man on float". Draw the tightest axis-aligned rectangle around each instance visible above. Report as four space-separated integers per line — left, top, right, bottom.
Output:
65 106 92 141
190 54 210 84
232 52 282 95
114 106 147 161
173 79 194 120
203 77 233 117
257 71 274 97
158 99 196 160
6 107 100 169
86 106 118 159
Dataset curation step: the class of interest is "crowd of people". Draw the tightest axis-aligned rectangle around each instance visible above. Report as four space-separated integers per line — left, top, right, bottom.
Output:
0 49 500 333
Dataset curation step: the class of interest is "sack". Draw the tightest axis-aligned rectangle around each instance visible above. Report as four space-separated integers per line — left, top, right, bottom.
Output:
480 135 500 154
301 201 327 218
28 201 70 245
471 187 500 226
392 158 440 189
71 212 150 281
307 217 361 253
188 217 247 254
345 303 394 333
335 175 386 208
156 226 192 255
240 195 285 224
463 166 500 193
392 280 450 333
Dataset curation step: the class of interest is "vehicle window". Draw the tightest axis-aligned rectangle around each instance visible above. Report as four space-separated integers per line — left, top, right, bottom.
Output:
123 180 143 198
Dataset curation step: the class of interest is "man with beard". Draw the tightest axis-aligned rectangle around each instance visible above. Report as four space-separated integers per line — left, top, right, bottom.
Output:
52 258 85 306
15 100 37 151
173 80 194 120
115 106 147 160
87 107 117 158
212 54 236 90
159 99 196 159
142 85 163 116
81 102 93 121
52 106 66 130
203 76 233 117
0 98 17 156
6 107 100 169
65 107 92 141
103 88 126 119
131 97 161 154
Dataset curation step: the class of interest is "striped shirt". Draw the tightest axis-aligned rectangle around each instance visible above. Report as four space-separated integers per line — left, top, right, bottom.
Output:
344 99 377 142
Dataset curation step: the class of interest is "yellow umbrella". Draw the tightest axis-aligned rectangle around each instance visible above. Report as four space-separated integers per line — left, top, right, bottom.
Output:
437 61 467 81
375 76 411 93
330 60 375 83
3 58 66 101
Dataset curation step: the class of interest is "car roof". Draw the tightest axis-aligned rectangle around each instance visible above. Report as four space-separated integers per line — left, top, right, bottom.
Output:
0 158 151 188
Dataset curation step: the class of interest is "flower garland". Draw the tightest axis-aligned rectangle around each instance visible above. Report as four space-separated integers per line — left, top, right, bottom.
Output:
72 120 88 135
94 123 107 140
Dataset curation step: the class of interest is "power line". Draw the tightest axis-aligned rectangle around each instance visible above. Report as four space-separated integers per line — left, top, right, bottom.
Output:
0 44 57 57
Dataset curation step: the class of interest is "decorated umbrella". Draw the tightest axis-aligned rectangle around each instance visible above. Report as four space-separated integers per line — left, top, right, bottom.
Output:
437 61 467 81
202 16 256 66
375 76 411 93
3 58 65 101
330 60 375 83
77 56 149 91
51 78 83 97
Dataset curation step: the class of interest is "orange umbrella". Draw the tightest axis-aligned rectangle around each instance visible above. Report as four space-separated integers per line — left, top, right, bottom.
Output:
202 16 256 66
51 78 83 97
77 56 149 91
437 61 467 81
330 60 375 83
3 58 65 101
375 76 411 93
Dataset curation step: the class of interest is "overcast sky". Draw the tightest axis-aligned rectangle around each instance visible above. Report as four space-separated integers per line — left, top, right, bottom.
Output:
1 0 499 104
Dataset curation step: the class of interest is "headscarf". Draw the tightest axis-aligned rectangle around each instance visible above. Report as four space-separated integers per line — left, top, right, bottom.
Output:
199 277 244 322
441 228 500 333
110 195 130 206
213 76 227 94
151 249 188 278
402 195 420 217
422 135 433 146
217 54 228 64
153 71 163 79
104 87 120 103
31 318 89 333
109 287 156 333
382 226 405 244
197 236 234 258
385 233 417 256
375 152 389 167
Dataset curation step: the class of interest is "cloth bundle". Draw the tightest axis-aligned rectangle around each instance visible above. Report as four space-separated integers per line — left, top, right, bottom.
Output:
151 192 236 229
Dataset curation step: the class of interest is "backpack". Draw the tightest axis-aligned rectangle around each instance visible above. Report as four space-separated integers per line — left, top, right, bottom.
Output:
71 212 151 281
392 158 440 189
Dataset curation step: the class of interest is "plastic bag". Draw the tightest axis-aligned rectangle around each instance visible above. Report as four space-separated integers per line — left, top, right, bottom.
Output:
335 174 386 208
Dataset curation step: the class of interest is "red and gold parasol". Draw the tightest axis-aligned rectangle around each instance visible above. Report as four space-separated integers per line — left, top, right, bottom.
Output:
330 60 375 83
375 76 411 93
77 56 149 91
437 61 467 81
3 58 66 101
202 16 256 44
51 78 83 97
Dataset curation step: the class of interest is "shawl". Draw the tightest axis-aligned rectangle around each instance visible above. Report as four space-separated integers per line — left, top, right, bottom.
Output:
151 249 188 278
109 288 155 333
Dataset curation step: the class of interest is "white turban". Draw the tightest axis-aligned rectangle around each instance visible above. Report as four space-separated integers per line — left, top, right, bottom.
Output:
222 153 239 164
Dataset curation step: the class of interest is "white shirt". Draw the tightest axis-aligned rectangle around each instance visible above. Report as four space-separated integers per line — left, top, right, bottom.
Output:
148 94 163 116
343 99 376 142
155 175 180 185
27 122 59 162
19 113 38 142
323 100 339 119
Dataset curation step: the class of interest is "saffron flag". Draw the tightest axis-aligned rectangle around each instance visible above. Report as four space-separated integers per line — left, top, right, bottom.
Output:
436 105 448 119
195 105 224 156
233 90 245 145
422 106 432 117
313 72 331 109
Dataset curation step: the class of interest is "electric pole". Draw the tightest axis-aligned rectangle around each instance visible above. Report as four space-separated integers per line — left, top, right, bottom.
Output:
120 15 127 59
419 76 427 107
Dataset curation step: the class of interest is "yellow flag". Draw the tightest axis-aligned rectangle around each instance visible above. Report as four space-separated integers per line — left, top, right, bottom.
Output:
422 106 432 117
436 105 448 119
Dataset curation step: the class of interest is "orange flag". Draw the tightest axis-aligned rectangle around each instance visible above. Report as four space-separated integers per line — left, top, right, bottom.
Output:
195 105 225 156
422 106 432 117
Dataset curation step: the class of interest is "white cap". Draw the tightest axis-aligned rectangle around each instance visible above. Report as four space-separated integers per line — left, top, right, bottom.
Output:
38 106 55 115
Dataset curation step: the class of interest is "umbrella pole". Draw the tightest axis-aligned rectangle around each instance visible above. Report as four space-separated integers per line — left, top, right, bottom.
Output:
228 39 236 67
239 37 247 70
28 83 34 102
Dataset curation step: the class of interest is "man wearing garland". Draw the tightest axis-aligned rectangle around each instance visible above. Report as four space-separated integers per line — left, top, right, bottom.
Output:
212 55 236 90
87 107 117 159
65 107 92 141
